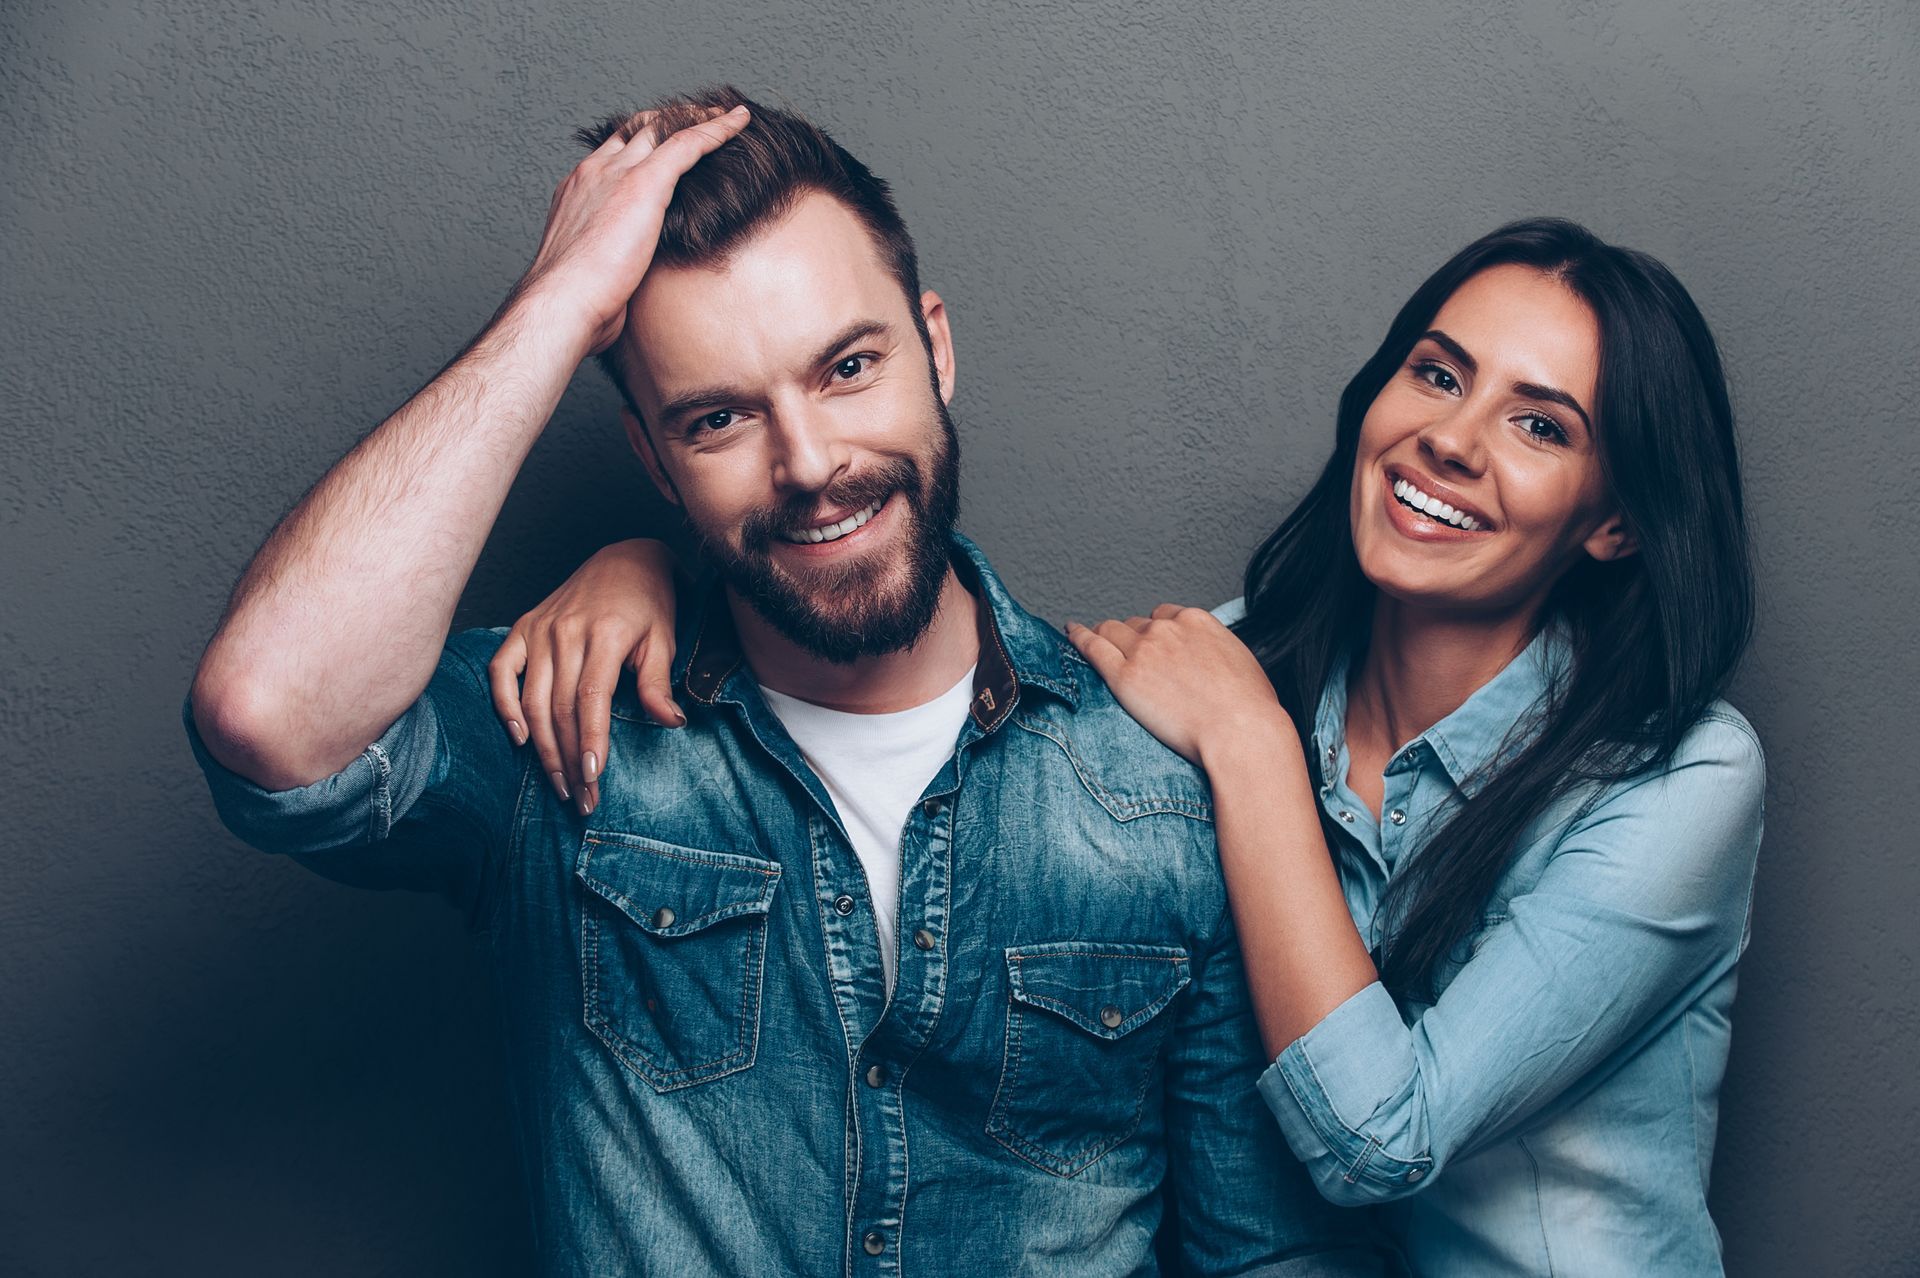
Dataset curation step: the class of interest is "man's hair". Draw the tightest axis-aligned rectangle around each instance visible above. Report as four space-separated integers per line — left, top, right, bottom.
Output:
575 86 927 418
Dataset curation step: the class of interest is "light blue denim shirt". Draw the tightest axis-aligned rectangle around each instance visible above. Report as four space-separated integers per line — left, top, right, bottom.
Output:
1214 598 1764 1276
182 540 1390 1278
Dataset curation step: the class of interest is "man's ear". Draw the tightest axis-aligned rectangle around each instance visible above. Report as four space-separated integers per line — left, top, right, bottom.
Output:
1582 510 1639 562
623 408 681 507
921 290 956 405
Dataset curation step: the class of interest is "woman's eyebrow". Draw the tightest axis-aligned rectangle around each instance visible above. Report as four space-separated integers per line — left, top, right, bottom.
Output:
1514 380 1593 435
1423 328 1593 434
1421 329 1478 373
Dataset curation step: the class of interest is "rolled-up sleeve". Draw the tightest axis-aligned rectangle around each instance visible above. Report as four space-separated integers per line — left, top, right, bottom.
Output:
182 627 525 923
1258 712 1765 1207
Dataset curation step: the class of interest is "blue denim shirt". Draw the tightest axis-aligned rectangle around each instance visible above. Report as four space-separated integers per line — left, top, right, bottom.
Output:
184 538 1386 1278
1214 599 1765 1275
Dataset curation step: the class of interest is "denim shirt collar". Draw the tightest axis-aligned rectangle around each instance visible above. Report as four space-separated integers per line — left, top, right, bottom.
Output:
1312 620 1572 800
672 531 1079 732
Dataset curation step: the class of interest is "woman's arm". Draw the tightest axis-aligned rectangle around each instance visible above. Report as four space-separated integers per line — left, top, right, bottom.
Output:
1067 607 1765 1204
488 538 683 816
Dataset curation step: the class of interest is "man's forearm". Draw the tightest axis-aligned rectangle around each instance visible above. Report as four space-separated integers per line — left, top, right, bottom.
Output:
192 297 589 790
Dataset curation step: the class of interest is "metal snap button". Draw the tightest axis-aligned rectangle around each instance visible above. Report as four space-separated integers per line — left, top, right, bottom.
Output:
865 1064 887 1088
912 928 935 951
921 798 942 818
650 906 675 928
1338 810 1355 823
1099 1005 1124 1029
1406 1166 1427 1183
1389 809 1406 825
833 894 856 916
862 1231 885 1255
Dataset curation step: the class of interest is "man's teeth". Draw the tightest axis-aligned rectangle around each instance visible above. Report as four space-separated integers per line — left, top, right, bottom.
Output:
1393 479 1482 531
781 497 885 544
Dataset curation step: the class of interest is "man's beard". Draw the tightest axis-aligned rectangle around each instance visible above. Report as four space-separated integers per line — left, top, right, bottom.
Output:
691 405 961 665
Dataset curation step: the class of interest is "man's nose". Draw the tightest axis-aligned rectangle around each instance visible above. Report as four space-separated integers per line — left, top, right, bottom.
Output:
766 399 851 495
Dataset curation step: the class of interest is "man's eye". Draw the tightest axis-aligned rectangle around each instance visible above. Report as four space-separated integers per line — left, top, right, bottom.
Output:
1413 361 1459 393
696 410 735 432
832 355 874 381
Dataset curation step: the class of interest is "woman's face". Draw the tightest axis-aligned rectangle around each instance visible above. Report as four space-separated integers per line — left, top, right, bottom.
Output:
1348 263 1635 618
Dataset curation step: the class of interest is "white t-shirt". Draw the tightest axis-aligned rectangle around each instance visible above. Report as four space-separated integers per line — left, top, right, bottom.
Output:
759 668 976 992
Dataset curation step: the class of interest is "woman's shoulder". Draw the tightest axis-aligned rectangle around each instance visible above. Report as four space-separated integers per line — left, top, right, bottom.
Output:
1560 699 1766 876
1668 698 1765 781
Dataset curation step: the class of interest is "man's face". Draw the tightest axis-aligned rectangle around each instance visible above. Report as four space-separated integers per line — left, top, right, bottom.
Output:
621 191 960 664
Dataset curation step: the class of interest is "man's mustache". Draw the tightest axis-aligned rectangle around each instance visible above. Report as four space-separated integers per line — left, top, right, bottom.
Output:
737 461 920 549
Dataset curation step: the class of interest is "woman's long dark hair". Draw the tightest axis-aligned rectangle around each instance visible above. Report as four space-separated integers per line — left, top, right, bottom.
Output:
1236 218 1753 1002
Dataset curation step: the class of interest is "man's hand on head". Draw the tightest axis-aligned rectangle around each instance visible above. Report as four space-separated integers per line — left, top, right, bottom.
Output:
508 104 750 360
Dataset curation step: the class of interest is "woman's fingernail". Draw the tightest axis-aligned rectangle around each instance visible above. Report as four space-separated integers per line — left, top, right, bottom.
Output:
584 750 598 782
551 771 571 801
509 719 526 745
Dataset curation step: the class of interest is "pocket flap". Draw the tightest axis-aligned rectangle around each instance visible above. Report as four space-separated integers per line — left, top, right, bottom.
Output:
1006 942 1191 1040
578 833 780 937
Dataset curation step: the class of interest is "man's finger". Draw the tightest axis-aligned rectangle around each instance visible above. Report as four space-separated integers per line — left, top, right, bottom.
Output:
1150 603 1183 621
633 636 685 728
640 105 750 179
488 631 531 747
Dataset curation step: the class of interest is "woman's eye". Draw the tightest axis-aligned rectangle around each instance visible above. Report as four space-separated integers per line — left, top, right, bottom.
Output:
1413 361 1459 393
1519 412 1569 445
832 354 874 381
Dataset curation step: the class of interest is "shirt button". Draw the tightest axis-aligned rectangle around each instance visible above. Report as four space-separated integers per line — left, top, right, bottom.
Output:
650 906 676 928
1406 1166 1427 1183
1099 1005 1124 1029
862 1231 885 1256
865 1063 887 1088
912 927 935 951
1337 810 1355 823
833 894 856 916
1389 809 1406 825
921 798 942 818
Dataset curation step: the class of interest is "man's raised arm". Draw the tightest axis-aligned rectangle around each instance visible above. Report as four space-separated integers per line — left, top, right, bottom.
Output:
189 106 748 792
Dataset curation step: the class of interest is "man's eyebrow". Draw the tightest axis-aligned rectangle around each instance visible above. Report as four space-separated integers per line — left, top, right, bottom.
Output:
1418 329 1592 435
655 319 897 426
657 385 742 425
806 319 892 371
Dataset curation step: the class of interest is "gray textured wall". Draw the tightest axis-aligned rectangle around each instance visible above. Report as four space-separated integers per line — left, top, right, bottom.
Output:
4 0 1915 1273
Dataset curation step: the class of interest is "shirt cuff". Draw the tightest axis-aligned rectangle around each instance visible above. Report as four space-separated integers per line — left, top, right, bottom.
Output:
1257 982 1435 1205
181 691 438 855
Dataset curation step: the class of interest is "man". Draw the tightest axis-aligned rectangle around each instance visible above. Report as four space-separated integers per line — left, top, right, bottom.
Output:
185 87 1382 1276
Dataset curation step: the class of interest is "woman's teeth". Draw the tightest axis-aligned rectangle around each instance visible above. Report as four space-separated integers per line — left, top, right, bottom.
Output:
1393 479 1483 531
782 497 886 544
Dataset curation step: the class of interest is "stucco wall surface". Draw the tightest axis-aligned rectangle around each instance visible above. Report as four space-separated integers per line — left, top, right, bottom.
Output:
3 1 1915 1273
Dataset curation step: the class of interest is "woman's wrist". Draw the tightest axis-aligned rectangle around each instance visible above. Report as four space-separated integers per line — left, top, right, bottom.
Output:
1197 703 1305 777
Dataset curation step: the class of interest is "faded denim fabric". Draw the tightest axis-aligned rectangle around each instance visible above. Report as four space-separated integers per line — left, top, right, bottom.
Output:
184 539 1387 1278
1214 599 1765 1276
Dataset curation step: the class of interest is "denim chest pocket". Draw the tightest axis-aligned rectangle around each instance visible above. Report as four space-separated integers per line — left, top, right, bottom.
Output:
576 833 781 1093
987 942 1191 1177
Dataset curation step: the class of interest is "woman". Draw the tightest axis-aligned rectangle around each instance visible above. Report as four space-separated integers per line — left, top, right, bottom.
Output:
490 219 1763 1273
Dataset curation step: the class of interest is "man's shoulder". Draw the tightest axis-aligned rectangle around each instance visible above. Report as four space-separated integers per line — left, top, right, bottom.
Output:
1019 648 1214 825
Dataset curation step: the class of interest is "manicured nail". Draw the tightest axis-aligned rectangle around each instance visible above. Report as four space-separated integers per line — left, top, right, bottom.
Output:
583 750 599 782
672 709 687 727
550 771 570 801
509 719 526 745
